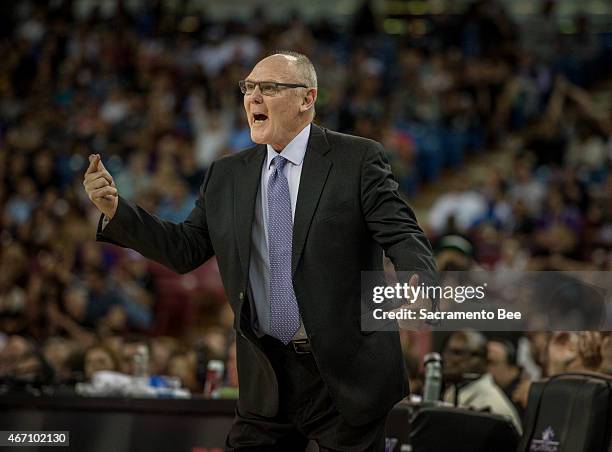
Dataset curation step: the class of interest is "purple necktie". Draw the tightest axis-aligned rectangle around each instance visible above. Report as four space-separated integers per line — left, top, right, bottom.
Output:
267 155 300 344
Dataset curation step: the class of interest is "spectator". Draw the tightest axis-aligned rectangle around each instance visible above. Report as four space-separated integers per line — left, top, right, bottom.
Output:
487 339 524 417
42 337 77 382
167 351 200 393
198 327 229 360
599 333 612 375
13 350 55 384
443 330 522 432
0 335 34 378
545 331 590 376
150 336 179 375
83 344 120 381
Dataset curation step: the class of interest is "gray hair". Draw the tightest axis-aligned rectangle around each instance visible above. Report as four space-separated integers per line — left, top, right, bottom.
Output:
270 50 318 89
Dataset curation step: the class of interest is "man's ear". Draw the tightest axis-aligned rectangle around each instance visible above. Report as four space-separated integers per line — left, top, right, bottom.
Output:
301 88 317 113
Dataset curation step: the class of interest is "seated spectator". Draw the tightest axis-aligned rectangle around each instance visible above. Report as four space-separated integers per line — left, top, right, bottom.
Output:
0 335 34 378
199 327 230 360
513 331 611 412
487 339 524 417
101 335 124 361
13 350 55 384
546 331 589 376
83 344 120 381
42 337 78 382
599 333 612 375
167 351 200 394
443 330 522 432
150 336 179 375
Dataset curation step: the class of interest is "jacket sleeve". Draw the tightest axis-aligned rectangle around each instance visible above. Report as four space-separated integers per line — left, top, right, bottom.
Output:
360 141 437 274
96 161 216 274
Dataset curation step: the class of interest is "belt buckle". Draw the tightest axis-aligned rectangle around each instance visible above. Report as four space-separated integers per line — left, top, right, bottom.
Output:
292 339 311 354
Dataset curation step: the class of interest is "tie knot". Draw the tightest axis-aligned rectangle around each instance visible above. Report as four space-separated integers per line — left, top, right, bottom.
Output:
271 155 288 172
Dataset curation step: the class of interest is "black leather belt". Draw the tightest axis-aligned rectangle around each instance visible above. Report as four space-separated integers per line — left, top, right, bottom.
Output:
291 338 312 354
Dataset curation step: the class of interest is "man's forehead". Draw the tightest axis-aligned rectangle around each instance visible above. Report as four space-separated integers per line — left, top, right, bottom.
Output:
248 55 299 80
487 342 504 356
448 336 467 347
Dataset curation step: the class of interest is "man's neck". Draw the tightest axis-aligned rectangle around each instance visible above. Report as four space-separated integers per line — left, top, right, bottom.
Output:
500 367 521 389
270 121 312 152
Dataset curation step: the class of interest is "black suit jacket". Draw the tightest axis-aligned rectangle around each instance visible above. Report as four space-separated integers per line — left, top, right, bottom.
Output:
97 124 436 426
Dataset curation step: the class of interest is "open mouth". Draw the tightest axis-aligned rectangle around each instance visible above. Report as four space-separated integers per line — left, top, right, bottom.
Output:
253 113 268 124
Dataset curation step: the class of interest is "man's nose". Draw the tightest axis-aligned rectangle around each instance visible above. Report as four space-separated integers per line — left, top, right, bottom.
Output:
248 85 263 102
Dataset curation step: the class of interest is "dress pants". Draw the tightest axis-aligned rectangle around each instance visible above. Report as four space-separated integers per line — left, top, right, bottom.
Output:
226 335 386 452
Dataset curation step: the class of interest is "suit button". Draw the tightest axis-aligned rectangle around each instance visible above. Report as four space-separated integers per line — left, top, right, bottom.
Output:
239 292 244 301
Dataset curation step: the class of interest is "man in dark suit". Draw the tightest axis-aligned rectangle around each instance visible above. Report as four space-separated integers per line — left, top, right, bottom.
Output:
84 51 436 451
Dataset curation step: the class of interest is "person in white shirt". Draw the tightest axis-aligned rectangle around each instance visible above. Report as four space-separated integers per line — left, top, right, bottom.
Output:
442 329 522 433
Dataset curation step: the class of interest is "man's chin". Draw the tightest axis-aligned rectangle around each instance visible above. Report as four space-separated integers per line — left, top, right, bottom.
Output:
250 130 268 145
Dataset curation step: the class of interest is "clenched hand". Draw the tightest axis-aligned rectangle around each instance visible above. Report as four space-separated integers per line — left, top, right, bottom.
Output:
83 154 118 219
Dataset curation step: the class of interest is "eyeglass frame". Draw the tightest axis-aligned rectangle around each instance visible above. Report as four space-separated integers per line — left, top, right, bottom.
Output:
443 347 485 358
238 79 309 96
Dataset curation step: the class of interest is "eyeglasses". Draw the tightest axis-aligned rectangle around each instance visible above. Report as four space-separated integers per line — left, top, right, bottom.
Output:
239 80 308 96
443 348 482 358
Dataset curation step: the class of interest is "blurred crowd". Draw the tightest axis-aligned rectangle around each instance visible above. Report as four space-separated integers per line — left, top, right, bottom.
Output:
428 74 611 272
0 0 611 419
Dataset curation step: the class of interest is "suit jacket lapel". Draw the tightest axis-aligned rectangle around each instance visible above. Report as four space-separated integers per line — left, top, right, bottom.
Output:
292 124 332 276
235 145 266 288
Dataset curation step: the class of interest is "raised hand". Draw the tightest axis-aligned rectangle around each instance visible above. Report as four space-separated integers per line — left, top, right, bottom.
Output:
83 154 118 219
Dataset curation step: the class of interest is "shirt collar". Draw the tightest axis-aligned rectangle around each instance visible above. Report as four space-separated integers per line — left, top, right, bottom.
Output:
266 124 311 169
